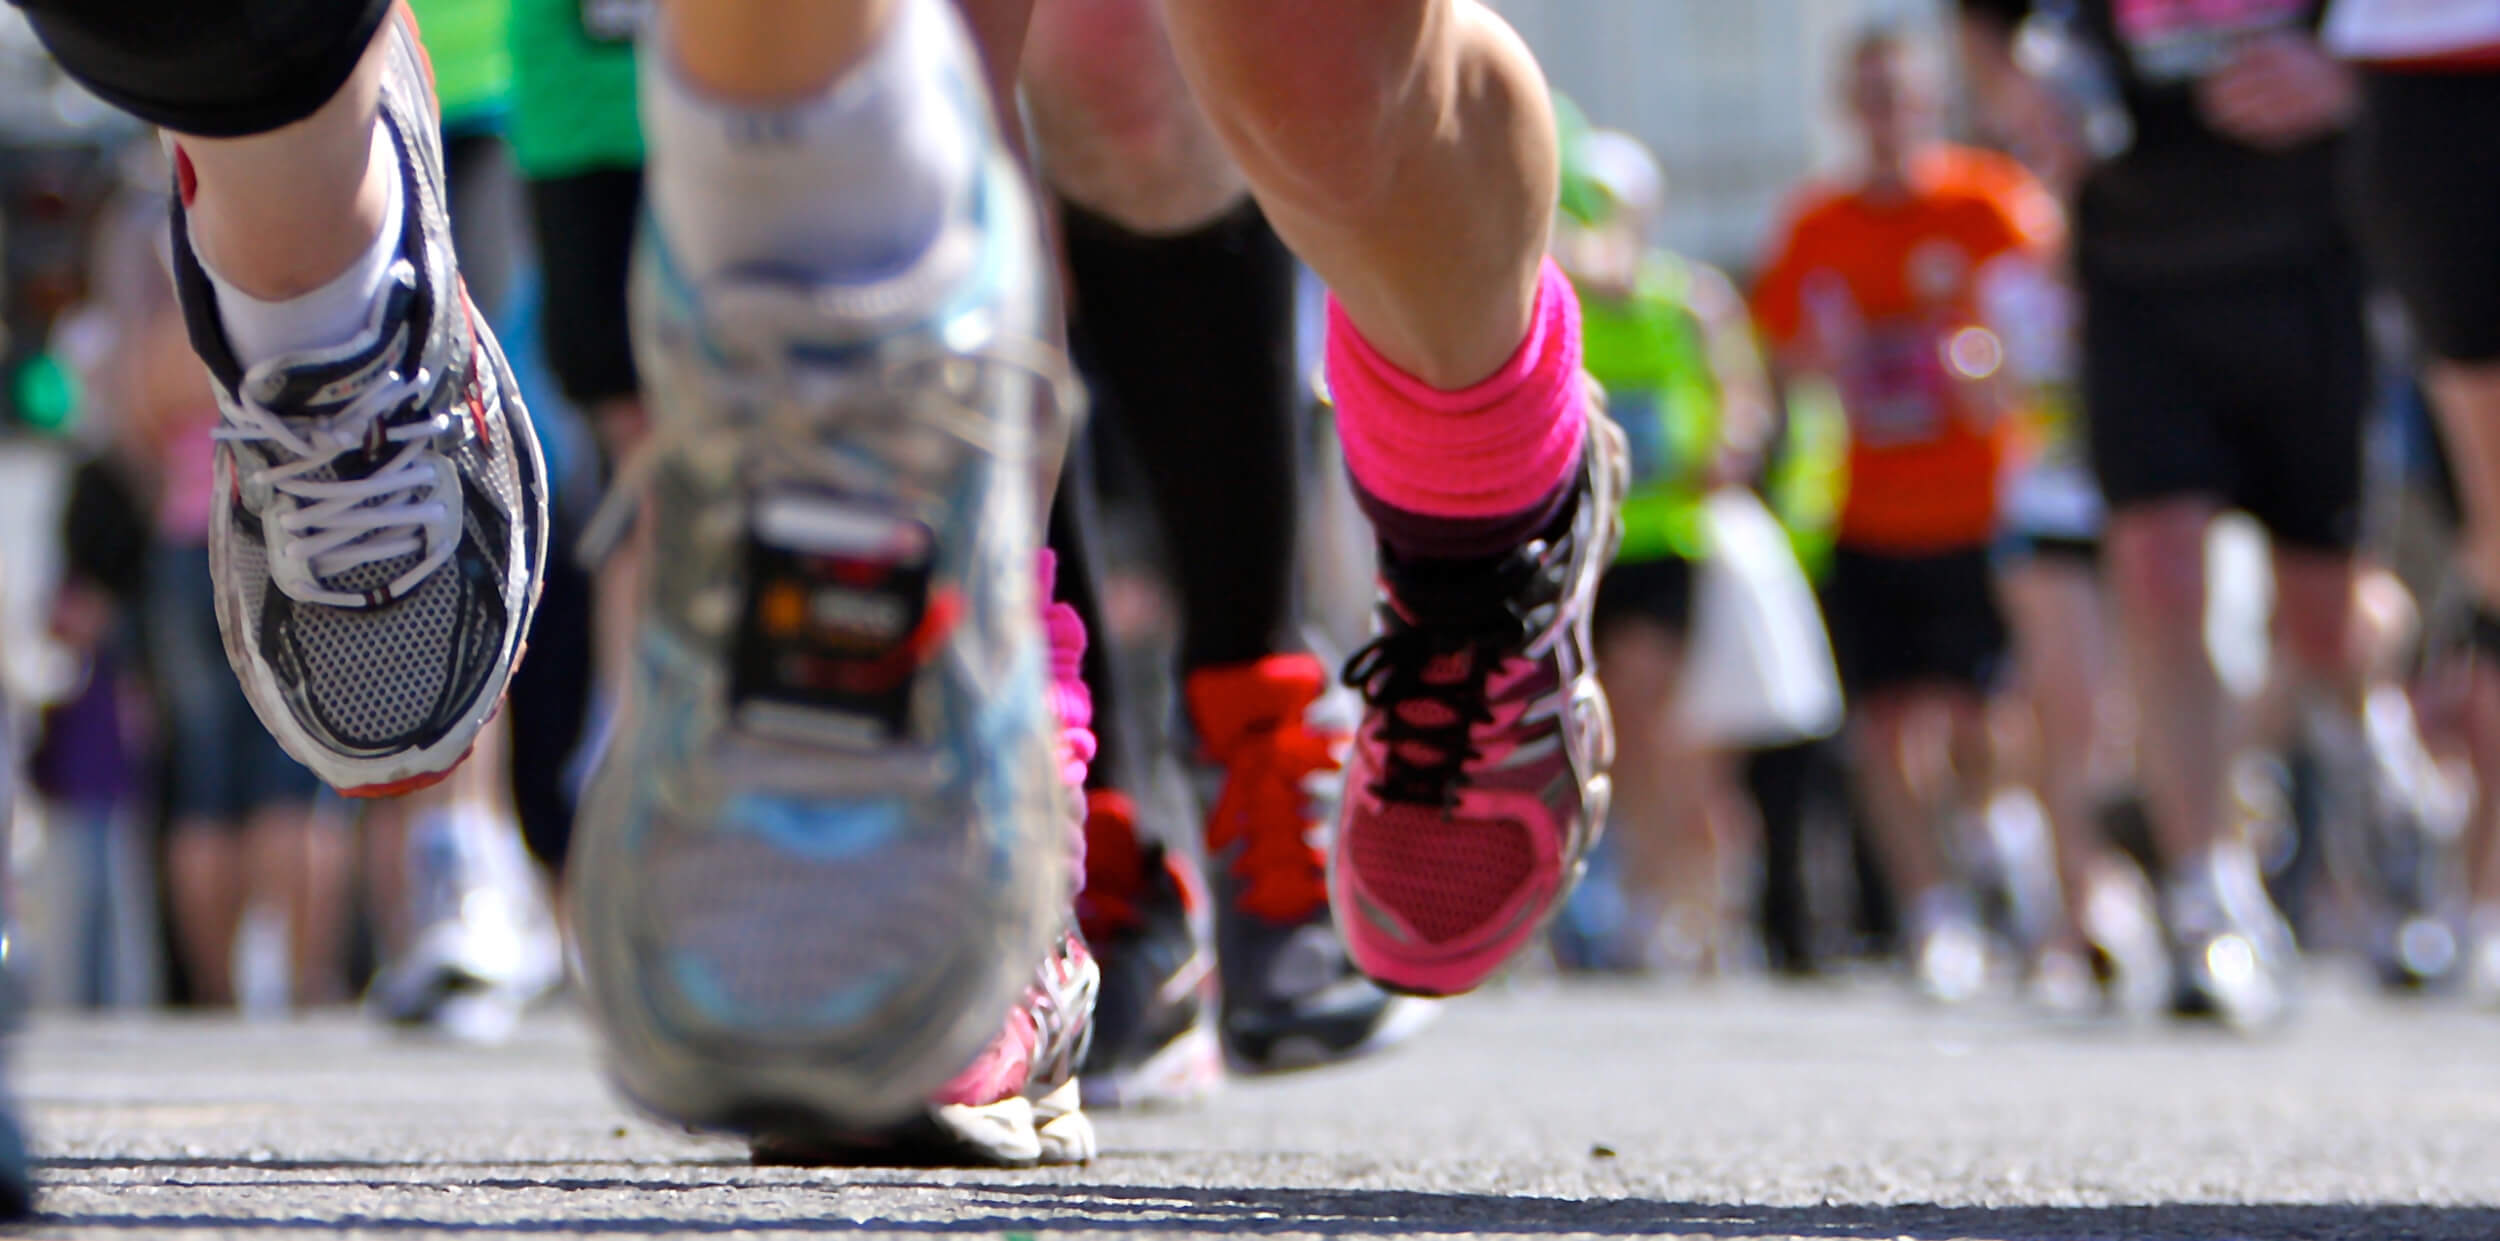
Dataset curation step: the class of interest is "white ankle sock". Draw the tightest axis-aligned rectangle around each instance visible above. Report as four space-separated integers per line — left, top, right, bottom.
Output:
195 120 406 372
642 0 981 287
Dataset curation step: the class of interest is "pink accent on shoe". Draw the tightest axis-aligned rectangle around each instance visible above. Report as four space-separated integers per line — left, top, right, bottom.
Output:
932 932 1099 1109
1036 550 1097 796
1327 258 1586 519
1036 549 1094 897
1333 647 1582 997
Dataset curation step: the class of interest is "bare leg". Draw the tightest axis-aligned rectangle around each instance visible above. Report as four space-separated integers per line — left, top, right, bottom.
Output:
2107 500 2228 874
2271 547 2364 711
1597 622 1680 936
1599 620 1730 967
1160 0 1554 387
1026 0 1243 233
2468 665 2500 917
2430 364 2500 609
247 803 351 1007
1855 694 1952 905
2419 362 2500 987
166 822 244 1007
2001 558 2116 950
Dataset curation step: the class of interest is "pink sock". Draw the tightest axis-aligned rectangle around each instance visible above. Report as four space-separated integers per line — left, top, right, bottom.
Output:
1328 258 1586 559
1036 549 1093 895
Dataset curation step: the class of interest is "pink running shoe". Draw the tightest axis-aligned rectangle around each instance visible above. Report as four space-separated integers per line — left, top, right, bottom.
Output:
1332 412 1628 997
751 553 1100 1168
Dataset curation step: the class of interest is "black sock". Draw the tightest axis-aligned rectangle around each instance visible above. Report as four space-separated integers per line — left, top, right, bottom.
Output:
1062 196 1304 675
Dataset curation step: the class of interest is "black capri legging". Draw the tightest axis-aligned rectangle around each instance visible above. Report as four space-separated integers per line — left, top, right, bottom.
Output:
14 0 392 138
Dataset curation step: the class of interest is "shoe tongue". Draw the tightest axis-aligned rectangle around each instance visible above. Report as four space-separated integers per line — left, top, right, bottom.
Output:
243 316 416 420
233 259 423 416
1383 547 1536 631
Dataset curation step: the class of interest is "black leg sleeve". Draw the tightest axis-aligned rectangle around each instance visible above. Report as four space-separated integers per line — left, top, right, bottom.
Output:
1062 197 1304 675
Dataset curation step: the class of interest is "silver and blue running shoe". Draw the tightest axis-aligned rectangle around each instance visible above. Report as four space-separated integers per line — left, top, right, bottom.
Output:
568 115 1078 1133
179 9 546 797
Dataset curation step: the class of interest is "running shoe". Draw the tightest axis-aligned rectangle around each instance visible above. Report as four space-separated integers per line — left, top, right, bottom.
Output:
366 808 565 1043
1077 791 1224 1109
179 10 546 797
567 96 1076 1133
1908 887 1990 1005
1188 656 1432 1065
2166 857 2296 1031
1331 410 1628 997
2466 908 2500 1007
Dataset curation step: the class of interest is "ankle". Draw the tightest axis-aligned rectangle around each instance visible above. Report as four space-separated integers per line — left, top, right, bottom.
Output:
1330 259 1587 561
182 119 398 304
192 119 406 371
661 0 898 104
644 0 981 286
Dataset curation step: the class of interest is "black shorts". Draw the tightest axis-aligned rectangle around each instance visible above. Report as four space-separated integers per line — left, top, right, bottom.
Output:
2081 254 2370 553
143 546 325 821
1593 556 1695 639
1821 545 2007 699
527 168 644 408
15 0 392 137
2350 69 2500 365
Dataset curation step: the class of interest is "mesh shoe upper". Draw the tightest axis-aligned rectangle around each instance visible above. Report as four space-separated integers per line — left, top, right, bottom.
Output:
183 15 542 791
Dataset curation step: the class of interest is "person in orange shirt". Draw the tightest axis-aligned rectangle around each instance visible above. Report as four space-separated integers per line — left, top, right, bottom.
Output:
1755 28 2061 1002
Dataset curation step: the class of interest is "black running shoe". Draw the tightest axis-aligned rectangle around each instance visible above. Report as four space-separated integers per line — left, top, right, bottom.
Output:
1077 792 1223 1108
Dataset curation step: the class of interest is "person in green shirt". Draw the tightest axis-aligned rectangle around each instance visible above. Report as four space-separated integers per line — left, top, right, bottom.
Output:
1549 120 1776 972
409 0 513 136
504 0 643 432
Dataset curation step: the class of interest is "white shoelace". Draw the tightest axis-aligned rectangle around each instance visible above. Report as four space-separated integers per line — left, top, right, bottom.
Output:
575 333 1084 568
216 365 458 608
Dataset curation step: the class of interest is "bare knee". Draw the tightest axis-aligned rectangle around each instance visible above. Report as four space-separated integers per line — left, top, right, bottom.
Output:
1163 0 1457 224
1026 0 1243 229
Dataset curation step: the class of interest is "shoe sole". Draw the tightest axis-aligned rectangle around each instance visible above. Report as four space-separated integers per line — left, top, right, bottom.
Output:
1227 991 1439 1074
744 1081 1092 1169
571 139 1069 1135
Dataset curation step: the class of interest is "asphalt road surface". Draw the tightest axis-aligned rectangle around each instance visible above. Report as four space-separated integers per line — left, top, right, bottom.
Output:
16 975 2500 1239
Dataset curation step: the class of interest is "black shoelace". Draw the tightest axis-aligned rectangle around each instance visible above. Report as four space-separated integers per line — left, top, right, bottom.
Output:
1340 527 1576 808
1343 615 1519 809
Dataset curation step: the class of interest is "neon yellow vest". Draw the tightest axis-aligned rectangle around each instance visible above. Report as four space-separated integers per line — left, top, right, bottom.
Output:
1575 256 1718 564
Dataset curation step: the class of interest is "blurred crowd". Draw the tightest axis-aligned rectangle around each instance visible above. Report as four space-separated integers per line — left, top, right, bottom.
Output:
1 0 2495 1035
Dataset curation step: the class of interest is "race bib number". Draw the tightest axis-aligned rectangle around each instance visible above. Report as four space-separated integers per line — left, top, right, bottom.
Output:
582 0 650 43
1837 324 1955 450
2112 0 2312 81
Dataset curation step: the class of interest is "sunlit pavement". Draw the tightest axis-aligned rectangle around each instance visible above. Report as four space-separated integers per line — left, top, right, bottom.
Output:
18 974 2500 1239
